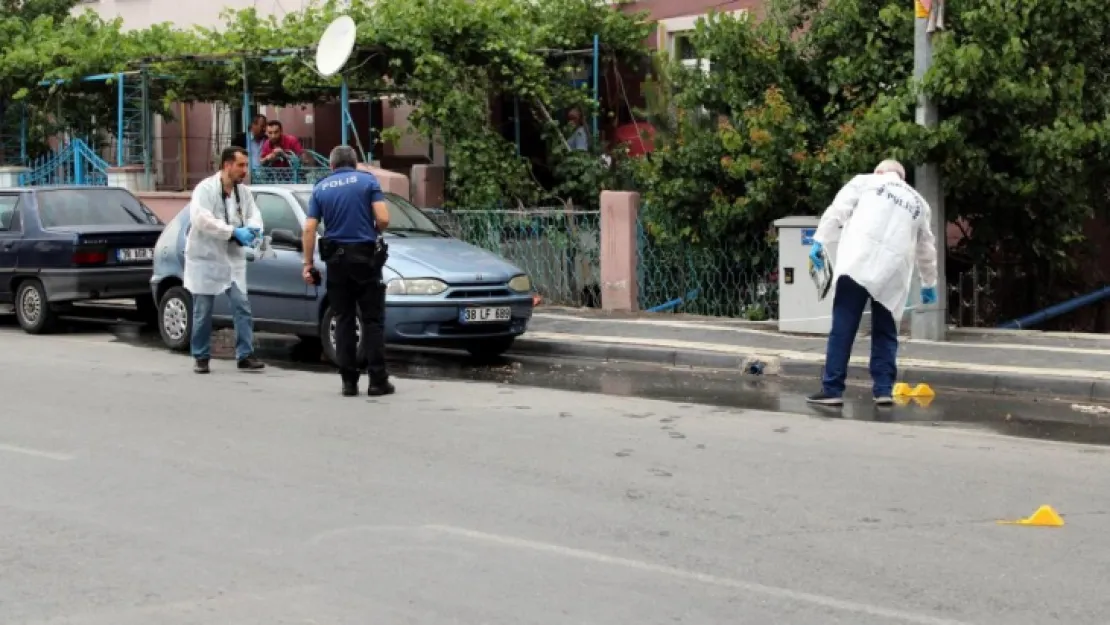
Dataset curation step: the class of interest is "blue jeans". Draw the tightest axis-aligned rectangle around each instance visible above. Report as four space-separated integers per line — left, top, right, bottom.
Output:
821 276 898 398
190 283 255 361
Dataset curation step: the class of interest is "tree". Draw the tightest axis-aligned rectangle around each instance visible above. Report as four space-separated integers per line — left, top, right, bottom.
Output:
634 0 1110 325
175 0 653 208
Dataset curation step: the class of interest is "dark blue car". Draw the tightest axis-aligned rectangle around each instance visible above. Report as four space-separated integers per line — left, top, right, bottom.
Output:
0 186 164 333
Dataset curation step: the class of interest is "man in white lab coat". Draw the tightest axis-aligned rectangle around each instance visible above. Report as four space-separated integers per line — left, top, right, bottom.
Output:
184 146 266 374
806 160 939 406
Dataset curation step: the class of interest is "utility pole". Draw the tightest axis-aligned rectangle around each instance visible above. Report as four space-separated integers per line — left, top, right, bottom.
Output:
910 0 947 341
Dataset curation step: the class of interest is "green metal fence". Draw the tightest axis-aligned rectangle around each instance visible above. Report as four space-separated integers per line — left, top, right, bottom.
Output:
426 208 602 307
637 221 779 320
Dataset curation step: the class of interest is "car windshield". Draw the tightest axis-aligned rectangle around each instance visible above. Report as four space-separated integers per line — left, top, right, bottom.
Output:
293 190 447 238
36 189 163 228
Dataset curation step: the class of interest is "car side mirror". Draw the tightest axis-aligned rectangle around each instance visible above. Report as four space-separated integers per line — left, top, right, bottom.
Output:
270 229 303 251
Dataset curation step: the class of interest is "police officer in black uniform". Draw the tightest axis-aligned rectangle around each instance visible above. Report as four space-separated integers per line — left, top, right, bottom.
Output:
301 145 394 397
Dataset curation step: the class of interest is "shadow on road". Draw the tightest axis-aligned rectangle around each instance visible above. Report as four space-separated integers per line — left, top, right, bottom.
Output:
5 304 1110 447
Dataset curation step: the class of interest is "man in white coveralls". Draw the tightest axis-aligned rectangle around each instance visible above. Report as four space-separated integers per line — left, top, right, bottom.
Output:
184 146 266 375
805 159 939 407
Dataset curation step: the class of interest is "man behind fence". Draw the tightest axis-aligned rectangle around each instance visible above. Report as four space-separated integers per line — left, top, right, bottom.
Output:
805 159 939 407
301 146 393 397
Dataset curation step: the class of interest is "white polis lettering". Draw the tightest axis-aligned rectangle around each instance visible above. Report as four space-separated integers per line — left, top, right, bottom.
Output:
320 175 358 190
875 182 923 220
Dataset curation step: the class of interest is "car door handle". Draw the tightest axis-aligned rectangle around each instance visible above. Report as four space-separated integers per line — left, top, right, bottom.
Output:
0 242 14 251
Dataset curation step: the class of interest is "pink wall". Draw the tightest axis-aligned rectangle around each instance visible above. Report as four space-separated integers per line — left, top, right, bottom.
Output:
138 165 411 223
140 192 191 224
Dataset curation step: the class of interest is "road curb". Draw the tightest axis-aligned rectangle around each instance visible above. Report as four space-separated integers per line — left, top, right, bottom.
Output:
511 338 1108 401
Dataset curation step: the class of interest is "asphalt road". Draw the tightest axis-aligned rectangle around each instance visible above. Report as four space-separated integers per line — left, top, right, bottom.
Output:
3 323 1110 624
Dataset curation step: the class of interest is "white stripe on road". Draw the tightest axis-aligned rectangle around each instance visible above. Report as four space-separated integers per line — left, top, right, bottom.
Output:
0 443 73 461
424 524 974 625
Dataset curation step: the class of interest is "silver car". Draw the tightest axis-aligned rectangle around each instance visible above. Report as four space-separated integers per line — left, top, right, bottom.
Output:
150 184 535 363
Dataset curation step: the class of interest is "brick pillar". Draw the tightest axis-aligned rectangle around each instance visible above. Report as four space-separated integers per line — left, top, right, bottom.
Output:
600 191 640 312
0 166 30 187
357 163 409 200
107 165 150 193
411 164 445 208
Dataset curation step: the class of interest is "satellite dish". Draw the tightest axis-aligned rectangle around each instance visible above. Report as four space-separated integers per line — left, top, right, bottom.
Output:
315 15 357 77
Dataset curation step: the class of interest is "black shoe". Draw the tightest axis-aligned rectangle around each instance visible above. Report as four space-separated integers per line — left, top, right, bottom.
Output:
368 380 395 397
806 391 844 406
341 381 359 397
194 358 210 374
237 356 265 372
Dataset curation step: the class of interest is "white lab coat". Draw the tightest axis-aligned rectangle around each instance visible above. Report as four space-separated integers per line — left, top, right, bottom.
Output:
183 173 264 296
813 172 939 325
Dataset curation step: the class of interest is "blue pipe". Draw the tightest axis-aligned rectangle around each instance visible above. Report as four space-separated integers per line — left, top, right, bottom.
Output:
116 73 125 166
340 77 349 145
997 285 1110 329
19 104 27 165
646 289 700 313
241 59 251 143
591 33 600 138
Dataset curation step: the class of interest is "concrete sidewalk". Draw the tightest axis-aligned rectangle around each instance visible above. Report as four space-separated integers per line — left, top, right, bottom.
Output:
514 308 1110 401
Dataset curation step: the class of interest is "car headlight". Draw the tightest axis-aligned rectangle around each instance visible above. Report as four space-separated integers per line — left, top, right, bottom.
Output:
508 274 532 293
385 278 448 296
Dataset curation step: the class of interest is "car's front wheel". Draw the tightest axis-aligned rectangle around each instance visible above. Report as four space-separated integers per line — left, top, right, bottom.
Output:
319 304 363 367
465 336 516 360
158 286 193 352
14 279 57 335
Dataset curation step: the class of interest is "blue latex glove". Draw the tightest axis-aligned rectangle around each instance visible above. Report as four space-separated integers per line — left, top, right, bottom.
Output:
808 242 825 270
921 286 937 305
232 227 256 246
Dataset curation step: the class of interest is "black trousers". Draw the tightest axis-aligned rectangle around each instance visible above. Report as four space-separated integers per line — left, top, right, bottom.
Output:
326 248 388 385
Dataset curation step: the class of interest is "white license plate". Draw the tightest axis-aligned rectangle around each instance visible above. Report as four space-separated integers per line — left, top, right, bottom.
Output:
460 306 512 324
117 247 154 262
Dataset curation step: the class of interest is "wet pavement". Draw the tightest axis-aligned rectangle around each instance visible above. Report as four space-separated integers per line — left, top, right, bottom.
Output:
6 306 1110 447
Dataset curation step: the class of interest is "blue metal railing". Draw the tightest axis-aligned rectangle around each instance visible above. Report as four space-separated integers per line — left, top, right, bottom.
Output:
250 152 329 185
19 139 109 186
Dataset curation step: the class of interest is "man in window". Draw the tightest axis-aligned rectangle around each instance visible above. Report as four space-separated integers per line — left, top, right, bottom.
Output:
566 108 589 151
259 120 305 168
233 114 268 168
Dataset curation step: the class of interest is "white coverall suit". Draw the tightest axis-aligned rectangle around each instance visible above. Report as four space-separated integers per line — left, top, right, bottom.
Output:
183 172 264 361
812 171 940 398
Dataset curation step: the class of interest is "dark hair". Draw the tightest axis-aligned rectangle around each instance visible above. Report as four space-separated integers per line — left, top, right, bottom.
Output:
251 114 267 125
266 120 283 131
221 146 247 166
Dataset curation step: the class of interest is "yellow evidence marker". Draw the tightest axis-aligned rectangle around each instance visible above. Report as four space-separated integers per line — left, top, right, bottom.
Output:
998 505 1065 528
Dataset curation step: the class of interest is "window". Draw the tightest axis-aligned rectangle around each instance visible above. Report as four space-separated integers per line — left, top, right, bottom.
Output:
252 192 302 237
35 189 161 228
674 32 698 61
0 195 20 231
658 11 748 74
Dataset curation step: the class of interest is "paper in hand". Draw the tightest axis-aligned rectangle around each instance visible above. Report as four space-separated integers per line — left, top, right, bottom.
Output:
809 253 834 301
